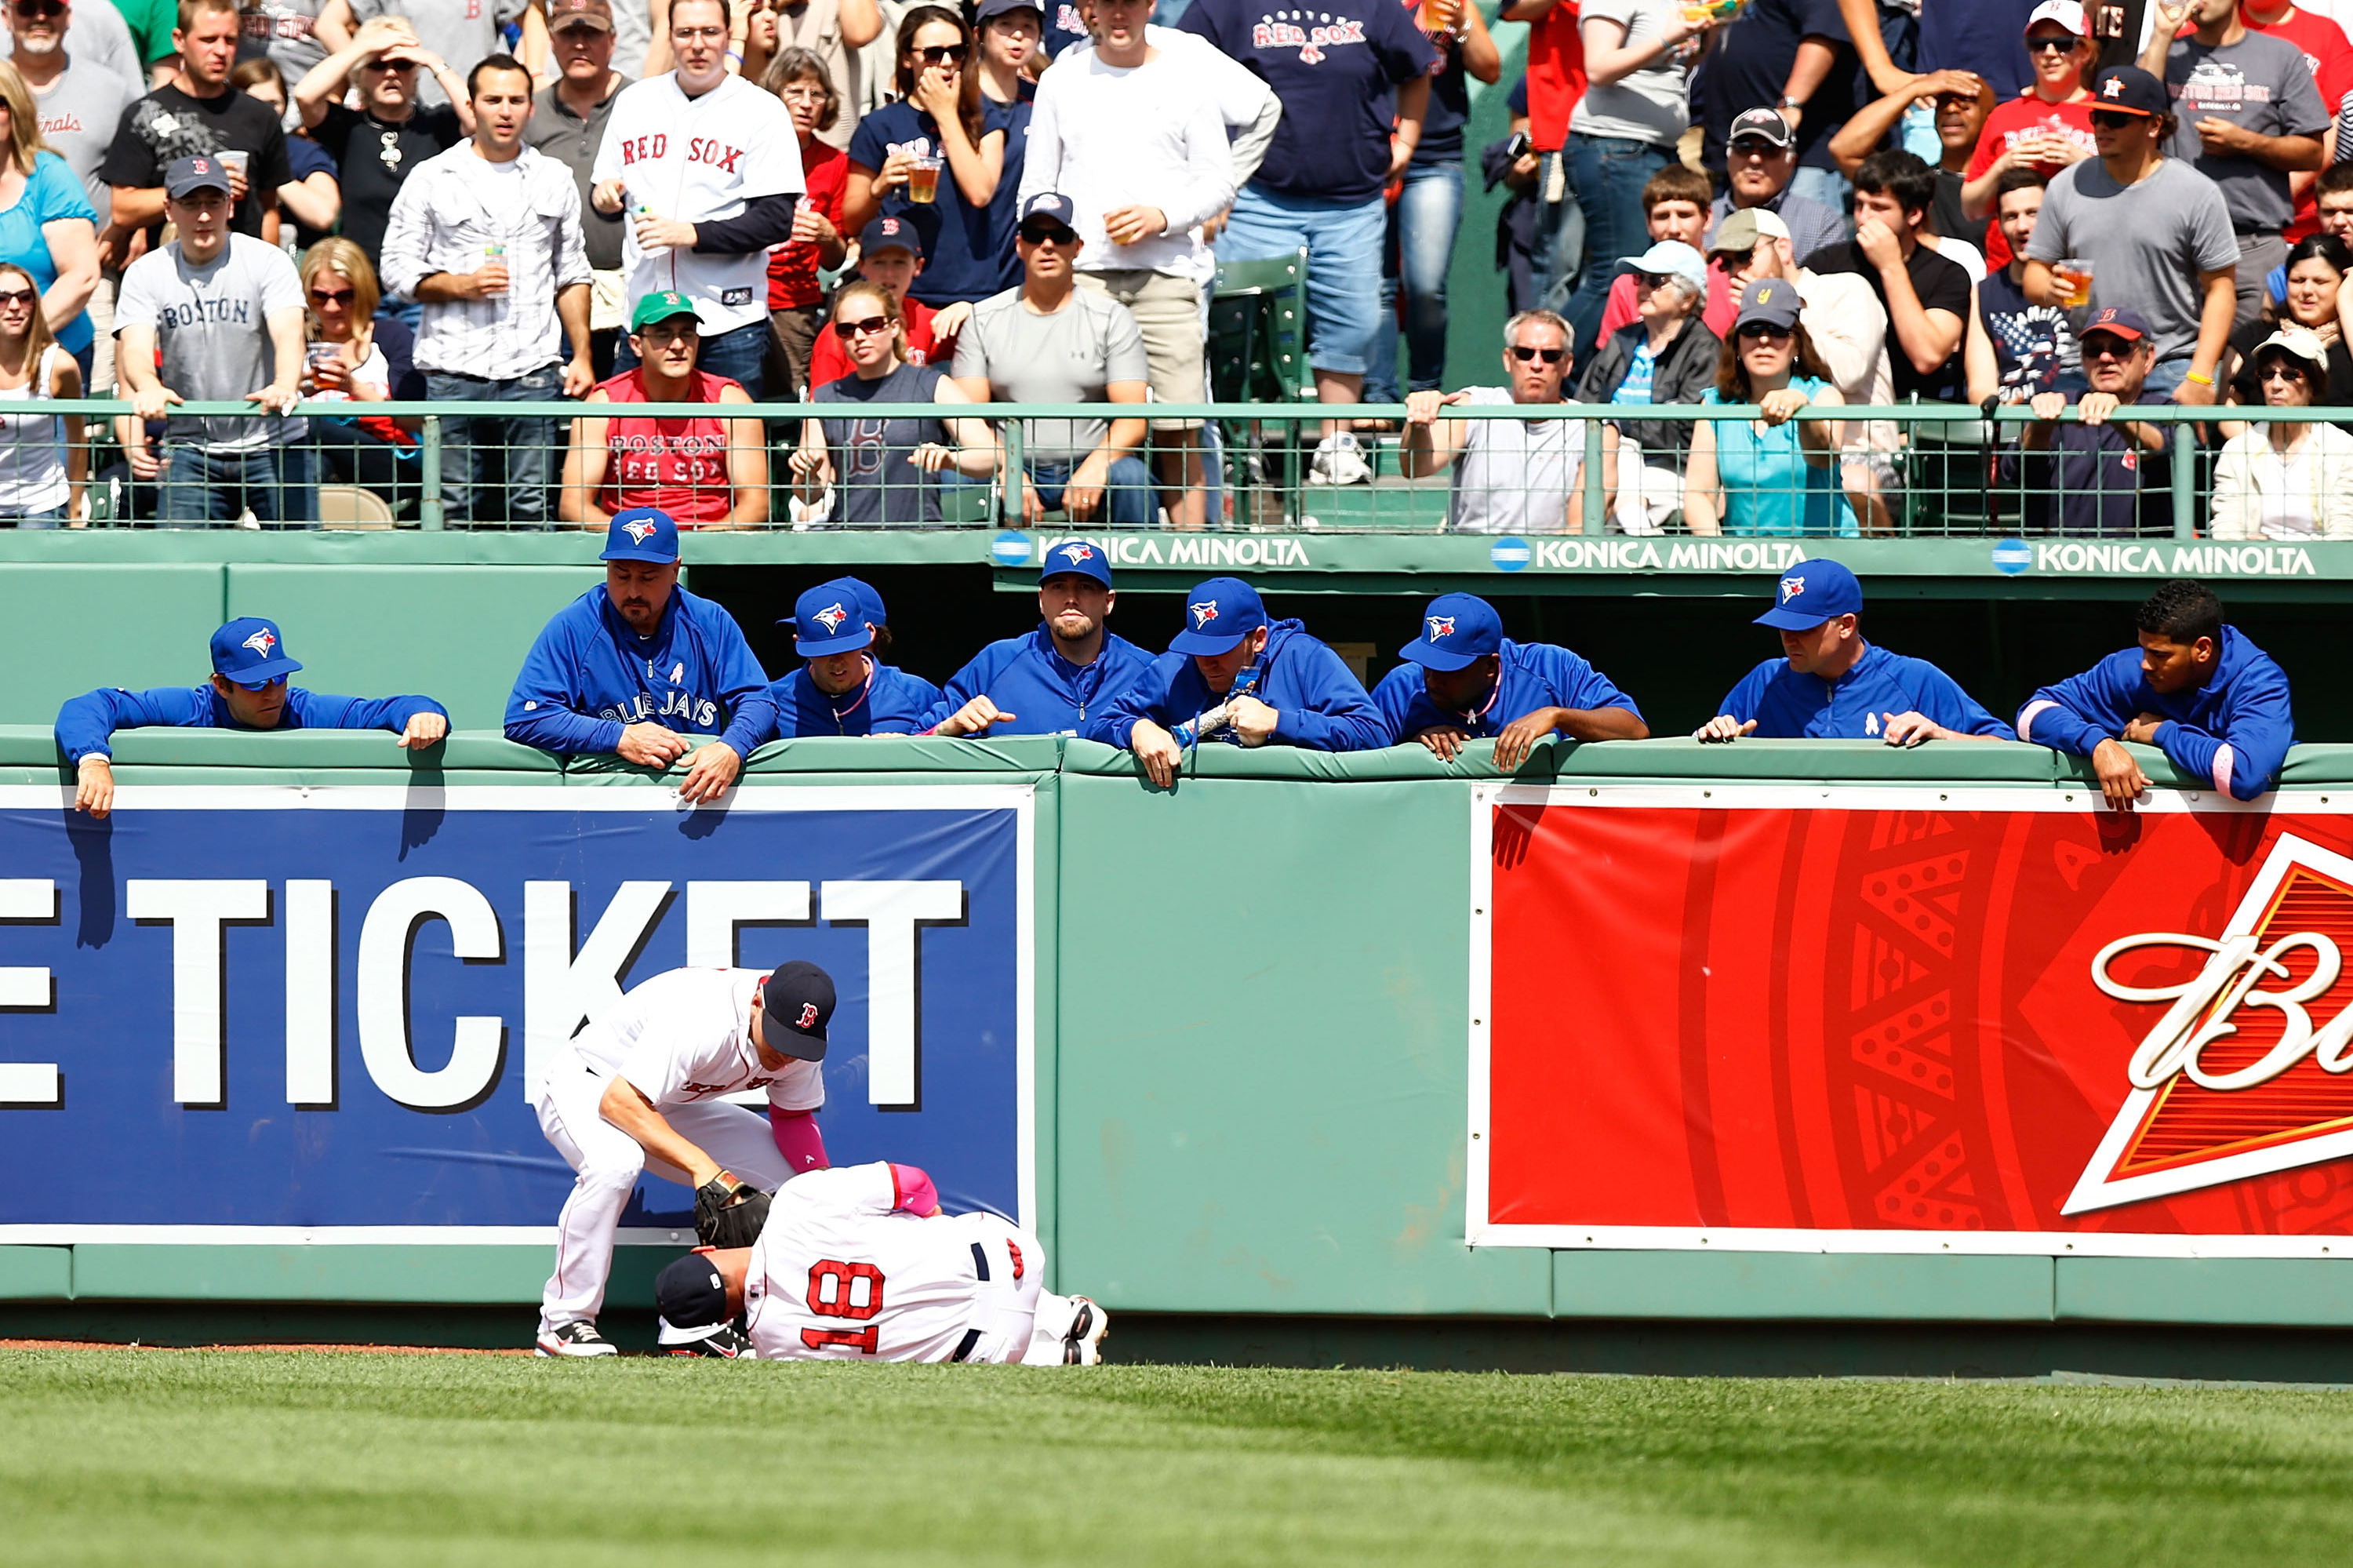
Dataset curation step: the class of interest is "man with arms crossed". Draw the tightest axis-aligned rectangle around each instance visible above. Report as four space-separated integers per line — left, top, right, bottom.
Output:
536 959 838 1357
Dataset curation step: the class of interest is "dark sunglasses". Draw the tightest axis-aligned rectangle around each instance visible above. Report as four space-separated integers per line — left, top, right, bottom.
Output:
2078 334 2137 359
1508 344 1565 363
1729 137 1784 158
10 0 64 16
1737 322 1793 341
2089 109 2142 129
833 314 893 339
0 288 35 307
309 286 355 305
234 676 288 693
2257 361 2313 382
915 43 968 64
2025 35 2079 53
1019 223 1077 246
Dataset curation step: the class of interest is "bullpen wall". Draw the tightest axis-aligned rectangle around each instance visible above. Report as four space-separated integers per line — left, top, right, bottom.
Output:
3 732 2351 1337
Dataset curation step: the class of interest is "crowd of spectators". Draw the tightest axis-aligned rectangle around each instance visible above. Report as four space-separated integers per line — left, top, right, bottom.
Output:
0 0 2347 537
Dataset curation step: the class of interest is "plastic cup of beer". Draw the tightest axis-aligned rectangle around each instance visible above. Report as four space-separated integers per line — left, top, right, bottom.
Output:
1420 0 1460 31
2055 258 2093 310
218 149 250 187
906 154 943 205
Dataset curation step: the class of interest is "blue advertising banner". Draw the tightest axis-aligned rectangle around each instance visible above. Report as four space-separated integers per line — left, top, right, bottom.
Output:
0 785 1034 1241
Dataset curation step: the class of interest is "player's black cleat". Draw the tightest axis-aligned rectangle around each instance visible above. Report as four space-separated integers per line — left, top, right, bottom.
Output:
671 1323 758 1359
1061 1297 1109 1366
536 1320 619 1358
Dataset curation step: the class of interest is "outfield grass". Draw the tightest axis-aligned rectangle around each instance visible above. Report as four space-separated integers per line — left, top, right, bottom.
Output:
2 1351 2351 1566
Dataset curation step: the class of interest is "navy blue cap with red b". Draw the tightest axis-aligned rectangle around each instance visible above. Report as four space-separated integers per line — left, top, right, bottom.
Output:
760 959 835 1061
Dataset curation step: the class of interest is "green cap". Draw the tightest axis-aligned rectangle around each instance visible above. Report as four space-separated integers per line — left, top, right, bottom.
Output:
629 290 700 331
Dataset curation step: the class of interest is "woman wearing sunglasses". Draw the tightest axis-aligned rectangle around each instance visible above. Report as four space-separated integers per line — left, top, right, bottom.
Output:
2220 232 2353 431
297 237 423 515
0 260 82 526
1682 281 1857 539
841 5 1012 310
1961 2 2100 274
795 278 995 525
2211 326 2353 540
0 60 96 391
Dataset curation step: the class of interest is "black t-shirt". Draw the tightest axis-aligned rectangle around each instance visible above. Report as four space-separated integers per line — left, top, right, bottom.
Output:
100 83 293 243
1698 0 1859 173
1930 169 1967 247
1802 237 1973 403
312 103 464 267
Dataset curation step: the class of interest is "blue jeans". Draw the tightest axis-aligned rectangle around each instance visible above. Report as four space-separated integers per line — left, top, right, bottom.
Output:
159 442 318 526
426 365 562 526
613 319 771 401
2142 359 2191 398
1217 184 1387 376
1534 150 1587 318
1031 455 1155 526
1366 161 1467 403
1565 134 1672 357
2 506 65 527
1787 164 1852 224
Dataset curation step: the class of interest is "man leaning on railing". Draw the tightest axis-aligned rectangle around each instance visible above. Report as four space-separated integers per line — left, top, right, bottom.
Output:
1400 307 1587 535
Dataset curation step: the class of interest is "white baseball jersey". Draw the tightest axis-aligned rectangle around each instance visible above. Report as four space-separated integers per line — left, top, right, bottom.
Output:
568 966 824 1113
743 1164 1035 1362
592 71 805 336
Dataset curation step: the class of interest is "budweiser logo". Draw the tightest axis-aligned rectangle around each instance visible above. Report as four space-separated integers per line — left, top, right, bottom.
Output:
2067 834 2353 1213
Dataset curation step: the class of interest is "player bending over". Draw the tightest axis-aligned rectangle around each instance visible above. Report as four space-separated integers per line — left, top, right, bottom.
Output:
653 1161 1109 1365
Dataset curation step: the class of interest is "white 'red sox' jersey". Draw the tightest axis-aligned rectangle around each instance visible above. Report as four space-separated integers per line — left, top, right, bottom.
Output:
567 966 824 1113
592 71 805 337
744 1164 1024 1362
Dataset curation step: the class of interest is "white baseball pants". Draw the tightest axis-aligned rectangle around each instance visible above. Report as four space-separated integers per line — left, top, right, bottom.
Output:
948 1216 1086 1366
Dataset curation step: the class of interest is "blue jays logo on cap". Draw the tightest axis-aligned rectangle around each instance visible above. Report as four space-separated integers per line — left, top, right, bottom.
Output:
1189 600 1220 629
812 602 849 634
622 517 658 546
1777 576 1804 604
1752 556 1862 630
1426 615 1456 641
1061 544 1093 565
242 627 278 657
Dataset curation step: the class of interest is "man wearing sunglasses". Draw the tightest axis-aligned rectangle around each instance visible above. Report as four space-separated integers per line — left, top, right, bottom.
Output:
1400 307 1591 536
1704 108 1846 275
326 0 543 111
2 0 131 392
2008 304 2180 537
56 616 449 820
100 0 293 249
292 14 467 268
0 0 143 85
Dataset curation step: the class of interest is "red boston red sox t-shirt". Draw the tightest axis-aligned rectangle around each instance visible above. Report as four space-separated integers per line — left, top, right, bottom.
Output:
1963 95 2099 271
1524 0 1587 154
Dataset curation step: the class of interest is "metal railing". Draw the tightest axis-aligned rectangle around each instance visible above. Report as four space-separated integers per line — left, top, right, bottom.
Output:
2 397 2332 540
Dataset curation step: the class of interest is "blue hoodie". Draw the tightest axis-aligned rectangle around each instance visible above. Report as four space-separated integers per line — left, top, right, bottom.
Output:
56 686 449 766
1372 638 1644 744
766 659 944 737
922 624 1158 736
1086 618 1387 752
2018 625 2294 801
1718 644 2009 741
505 585 775 757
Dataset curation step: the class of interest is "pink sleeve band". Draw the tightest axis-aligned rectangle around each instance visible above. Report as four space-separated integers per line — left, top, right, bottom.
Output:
768 1107 829 1173
2213 744 2235 798
889 1163 939 1216
2016 699 2059 744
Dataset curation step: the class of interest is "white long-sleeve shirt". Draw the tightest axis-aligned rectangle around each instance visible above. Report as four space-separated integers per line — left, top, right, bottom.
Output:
1020 40 1238 279
379 140 591 382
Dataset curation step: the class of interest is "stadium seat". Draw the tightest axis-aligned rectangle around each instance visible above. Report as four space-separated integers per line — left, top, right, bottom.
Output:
1211 247 1312 530
318 485 398 529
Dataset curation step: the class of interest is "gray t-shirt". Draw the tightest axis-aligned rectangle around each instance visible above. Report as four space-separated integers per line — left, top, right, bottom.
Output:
115 232 307 449
1569 0 1689 148
811 360 951 526
2026 155 2239 363
241 0 330 88
0 4 143 89
526 76 631 273
28 57 141 213
348 0 527 107
2163 31 2329 235
951 285 1148 466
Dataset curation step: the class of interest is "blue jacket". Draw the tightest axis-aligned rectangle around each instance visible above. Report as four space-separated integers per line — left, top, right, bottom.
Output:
922 624 1157 736
766 660 944 737
1085 618 1388 752
56 685 447 766
505 586 775 757
1719 643 2008 741
2018 625 2293 801
1372 638 1644 744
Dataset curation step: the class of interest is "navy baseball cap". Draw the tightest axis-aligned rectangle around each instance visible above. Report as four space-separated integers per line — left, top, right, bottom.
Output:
1755 558 1863 630
1038 539 1112 588
653 1253 731 1344
2079 306 2151 344
2089 64 2166 117
1399 593 1502 672
1019 192 1077 234
859 215 923 260
790 581 873 655
165 155 231 199
601 506 680 563
759 959 835 1061
210 617 302 685
975 0 1042 20
1169 577 1267 656
1734 277 1802 333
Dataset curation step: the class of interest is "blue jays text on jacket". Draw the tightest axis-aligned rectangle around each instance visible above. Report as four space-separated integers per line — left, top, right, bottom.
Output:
1718 643 2009 740
2016 625 2293 801
505 585 776 756
921 624 1157 736
766 659 944 737
1372 638 1645 745
1084 619 1389 752
56 685 449 766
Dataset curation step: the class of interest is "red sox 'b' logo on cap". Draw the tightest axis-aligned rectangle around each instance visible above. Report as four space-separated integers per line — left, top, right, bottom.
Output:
1189 600 1220 628
622 517 659 544
795 1001 819 1030
1427 615 1456 640
242 628 276 656
813 602 849 633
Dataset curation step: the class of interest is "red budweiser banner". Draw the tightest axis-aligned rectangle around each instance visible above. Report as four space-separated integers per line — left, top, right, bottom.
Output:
1469 784 2353 1257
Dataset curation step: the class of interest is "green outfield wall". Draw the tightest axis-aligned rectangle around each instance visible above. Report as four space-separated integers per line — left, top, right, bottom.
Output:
5 732 2351 1341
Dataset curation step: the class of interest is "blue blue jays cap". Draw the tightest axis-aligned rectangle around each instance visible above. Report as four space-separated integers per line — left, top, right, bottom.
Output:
790 581 875 656
210 617 303 686
1399 593 1502 671
1169 577 1267 656
601 505 680 564
1754 558 1863 630
1038 539 1111 588
840 576 887 628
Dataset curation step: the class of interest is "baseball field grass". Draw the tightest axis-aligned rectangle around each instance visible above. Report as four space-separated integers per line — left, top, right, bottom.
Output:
3 1349 2351 1566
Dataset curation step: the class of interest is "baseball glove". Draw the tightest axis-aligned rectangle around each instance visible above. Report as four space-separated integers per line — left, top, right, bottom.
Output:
693 1174 773 1249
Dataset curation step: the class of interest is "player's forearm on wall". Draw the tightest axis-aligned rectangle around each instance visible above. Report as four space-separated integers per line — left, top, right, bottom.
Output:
719 697 779 758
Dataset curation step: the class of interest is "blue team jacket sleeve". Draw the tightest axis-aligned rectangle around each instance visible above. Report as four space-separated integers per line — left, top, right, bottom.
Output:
870 671 943 735
705 613 778 755
1531 645 1645 721
2160 668 2293 801
2018 659 2128 755
923 646 1009 731
287 690 450 734
1718 661 1777 725
1371 664 1427 744
1267 642 1389 752
54 686 211 765
1905 664 2009 738
505 618 625 755
1085 653 1180 749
